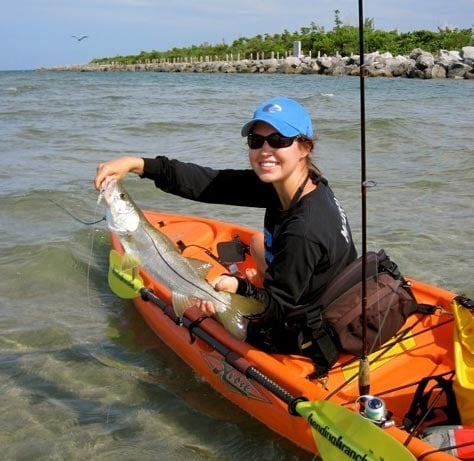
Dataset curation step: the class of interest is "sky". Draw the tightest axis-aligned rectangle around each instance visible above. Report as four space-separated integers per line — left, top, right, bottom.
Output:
1 0 472 71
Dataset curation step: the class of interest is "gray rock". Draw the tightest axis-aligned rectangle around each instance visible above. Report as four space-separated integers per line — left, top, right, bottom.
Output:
447 62 471 79
416 52 435 70
431 63 447 79
41 47 474 79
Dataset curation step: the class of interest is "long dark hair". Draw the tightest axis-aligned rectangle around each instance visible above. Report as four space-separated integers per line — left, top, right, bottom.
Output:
297 135 322 177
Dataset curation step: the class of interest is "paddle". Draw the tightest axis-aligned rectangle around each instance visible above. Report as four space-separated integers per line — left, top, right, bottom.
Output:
297 400 417 460
108 249 144 299
107 250 417 460
452 296 474 427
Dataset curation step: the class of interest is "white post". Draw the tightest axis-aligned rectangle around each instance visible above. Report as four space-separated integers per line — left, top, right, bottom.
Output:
293 41 302 57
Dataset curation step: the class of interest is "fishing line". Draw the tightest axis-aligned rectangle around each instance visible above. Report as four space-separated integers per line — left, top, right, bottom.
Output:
323 314 431 399
48 198 106 225
48 196 109 308
368 371 456 402
85 199 108 308
403 371 457 443
418 441 474 461
143 225 228 305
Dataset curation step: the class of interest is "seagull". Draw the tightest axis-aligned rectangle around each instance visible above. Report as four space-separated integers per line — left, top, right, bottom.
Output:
72 35 89 42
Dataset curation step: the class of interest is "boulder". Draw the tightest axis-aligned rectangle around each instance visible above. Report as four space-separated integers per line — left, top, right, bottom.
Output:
385 55 413 77
431 63 447 79
416 51 435 70
44 46 474 78
461 46 474 67
447 62 471 79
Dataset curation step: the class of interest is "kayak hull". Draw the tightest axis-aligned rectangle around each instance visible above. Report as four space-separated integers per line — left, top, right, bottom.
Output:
110 210 464 460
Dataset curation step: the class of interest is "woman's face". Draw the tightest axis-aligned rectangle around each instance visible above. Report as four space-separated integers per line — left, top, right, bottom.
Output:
248 122 310 185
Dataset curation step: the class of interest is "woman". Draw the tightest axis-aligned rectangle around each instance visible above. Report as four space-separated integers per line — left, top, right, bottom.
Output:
95 97 357 358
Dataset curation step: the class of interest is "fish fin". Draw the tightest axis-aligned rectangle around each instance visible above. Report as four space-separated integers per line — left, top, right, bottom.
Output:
187 258 213 278
215 294 266 341
122 252 141 271
172 292 196 318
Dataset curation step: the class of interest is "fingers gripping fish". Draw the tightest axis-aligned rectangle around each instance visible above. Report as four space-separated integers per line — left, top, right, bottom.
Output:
99 179 265 340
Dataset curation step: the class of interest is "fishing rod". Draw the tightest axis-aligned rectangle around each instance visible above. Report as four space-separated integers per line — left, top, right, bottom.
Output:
357 0 371 396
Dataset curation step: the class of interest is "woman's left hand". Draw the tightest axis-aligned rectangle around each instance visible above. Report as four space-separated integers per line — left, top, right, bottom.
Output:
195 275 239 316
211 275 239 293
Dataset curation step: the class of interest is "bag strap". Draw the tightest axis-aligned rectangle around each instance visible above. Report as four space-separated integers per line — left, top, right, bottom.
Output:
294 304 340 378
299 328 340 378
317 251 380 308
287 250 391 376
286 249 420 376
286 249 406 325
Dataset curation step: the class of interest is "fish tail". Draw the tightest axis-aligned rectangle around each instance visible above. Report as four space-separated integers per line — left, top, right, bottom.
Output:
171 291 265 341
216 294 265 341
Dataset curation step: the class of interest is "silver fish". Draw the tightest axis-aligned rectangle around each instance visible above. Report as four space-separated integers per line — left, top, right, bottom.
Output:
99 179 265 340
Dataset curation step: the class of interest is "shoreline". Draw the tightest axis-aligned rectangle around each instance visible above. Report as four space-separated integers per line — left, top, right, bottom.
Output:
40 47 474 79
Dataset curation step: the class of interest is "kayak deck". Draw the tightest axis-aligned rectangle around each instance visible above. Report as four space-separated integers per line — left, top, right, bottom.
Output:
110 210 462 460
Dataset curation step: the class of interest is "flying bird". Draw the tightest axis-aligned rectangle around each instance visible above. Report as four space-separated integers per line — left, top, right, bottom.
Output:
72 35 89 42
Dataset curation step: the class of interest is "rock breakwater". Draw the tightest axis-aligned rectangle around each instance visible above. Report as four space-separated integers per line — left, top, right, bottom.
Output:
42 47 474 79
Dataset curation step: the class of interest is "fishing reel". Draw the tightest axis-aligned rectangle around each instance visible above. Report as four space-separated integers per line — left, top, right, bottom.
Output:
356 395 395 428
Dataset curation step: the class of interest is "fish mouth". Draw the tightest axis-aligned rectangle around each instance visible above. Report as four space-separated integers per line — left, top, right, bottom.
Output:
99 178 141 234
97 177 117 205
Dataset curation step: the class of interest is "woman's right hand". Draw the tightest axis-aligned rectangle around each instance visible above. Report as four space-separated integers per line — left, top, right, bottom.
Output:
94 156 145 190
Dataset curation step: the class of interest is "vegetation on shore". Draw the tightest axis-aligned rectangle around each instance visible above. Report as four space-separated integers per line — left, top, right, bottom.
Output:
92 10 473 65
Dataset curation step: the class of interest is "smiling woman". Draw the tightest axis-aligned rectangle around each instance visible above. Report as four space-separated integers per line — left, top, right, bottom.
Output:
94 95 357 361
0 63 473 460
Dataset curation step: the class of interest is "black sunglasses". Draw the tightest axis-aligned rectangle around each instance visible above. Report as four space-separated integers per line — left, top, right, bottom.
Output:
247 132 297 149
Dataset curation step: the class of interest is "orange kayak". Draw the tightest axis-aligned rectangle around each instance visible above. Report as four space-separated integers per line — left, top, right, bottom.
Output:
109 210 471 461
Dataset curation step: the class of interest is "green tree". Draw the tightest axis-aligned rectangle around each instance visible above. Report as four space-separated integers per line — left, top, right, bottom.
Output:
90 17 473 65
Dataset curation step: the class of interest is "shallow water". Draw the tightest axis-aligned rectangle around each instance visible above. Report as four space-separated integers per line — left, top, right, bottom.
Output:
0 70 473 460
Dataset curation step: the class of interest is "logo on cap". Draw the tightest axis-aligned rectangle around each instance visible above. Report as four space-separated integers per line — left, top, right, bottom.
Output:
262 103 283 113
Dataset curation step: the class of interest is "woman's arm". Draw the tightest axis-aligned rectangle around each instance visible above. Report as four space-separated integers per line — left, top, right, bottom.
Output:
142 156 277 207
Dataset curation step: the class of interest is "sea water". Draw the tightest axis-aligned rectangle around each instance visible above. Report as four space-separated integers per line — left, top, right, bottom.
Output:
0 70 473 460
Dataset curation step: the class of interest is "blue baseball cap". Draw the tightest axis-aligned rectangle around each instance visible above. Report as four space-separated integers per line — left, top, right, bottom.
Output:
241 97 313 138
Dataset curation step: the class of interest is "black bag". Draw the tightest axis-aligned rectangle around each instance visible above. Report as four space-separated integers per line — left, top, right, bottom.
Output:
297 249 418 375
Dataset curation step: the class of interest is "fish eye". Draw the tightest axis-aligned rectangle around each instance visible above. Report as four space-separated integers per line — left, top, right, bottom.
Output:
119 193 127 200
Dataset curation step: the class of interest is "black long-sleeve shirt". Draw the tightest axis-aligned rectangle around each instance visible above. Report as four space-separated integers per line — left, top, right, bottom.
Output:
142 156 357 352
